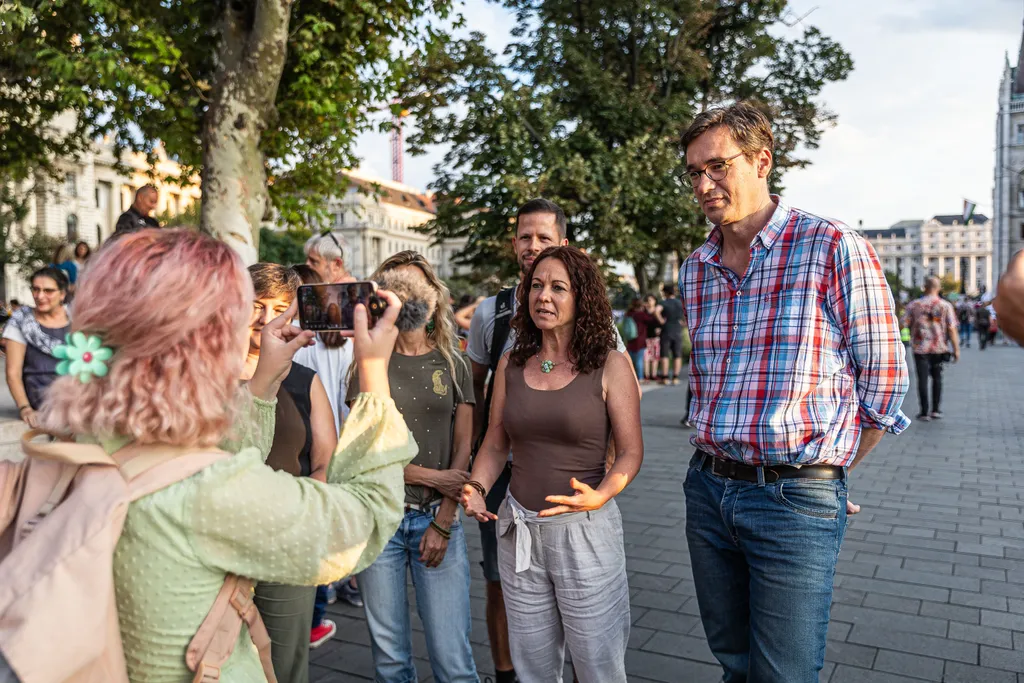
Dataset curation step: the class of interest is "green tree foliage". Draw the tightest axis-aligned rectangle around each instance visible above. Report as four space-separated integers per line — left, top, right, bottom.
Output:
258 227 312 266
0 0 454 261
402 0 852 289
7 229 65 282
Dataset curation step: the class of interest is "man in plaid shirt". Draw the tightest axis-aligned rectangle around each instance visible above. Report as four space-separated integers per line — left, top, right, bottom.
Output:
679 103 909 683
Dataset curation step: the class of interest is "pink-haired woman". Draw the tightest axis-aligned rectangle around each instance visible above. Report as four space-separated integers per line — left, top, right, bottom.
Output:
39 229 415 682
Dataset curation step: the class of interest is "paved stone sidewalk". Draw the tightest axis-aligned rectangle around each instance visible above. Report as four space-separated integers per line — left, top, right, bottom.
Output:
311 344 1024 682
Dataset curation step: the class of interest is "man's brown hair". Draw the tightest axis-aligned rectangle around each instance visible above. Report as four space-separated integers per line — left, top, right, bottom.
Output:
682 102 775 161
249 262 300 301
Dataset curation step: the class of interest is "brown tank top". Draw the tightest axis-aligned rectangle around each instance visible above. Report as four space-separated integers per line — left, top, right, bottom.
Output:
503 362 611 511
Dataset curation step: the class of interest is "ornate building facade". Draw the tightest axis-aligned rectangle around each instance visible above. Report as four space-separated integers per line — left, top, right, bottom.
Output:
993 31 1024 277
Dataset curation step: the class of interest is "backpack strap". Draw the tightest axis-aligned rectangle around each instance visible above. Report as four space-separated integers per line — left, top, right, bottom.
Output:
186 575 277 683
474 286 515 454
489 287 516 374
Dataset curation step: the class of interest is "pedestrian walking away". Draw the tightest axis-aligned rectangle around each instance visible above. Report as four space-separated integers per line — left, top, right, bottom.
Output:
348 251 480 683
658 283 685 383
956 298 974 348
679 103 910 683
463 246 644 683
904 277 960 421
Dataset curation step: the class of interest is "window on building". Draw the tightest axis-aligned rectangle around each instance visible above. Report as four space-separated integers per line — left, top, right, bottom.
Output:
66 214 79 241
65 173 77 198
94 187 100 208
1020 222 1024 240
334 211 344 229
1016 123 1024 144
97 224 103 243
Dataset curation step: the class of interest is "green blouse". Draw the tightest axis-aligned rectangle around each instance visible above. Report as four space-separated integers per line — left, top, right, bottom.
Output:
110 392 417 682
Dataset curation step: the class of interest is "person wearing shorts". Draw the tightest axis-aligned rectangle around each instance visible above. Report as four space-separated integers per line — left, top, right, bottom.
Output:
659 283 685 384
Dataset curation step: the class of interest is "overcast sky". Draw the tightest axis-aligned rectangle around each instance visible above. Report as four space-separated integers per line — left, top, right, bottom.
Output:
352 0 1024 230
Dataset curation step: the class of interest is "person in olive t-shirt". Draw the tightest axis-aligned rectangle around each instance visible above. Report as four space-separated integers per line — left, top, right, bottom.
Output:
346 252 480 683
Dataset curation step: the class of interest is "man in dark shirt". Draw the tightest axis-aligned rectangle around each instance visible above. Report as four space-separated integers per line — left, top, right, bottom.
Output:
114 185 160 235
659 283 686 384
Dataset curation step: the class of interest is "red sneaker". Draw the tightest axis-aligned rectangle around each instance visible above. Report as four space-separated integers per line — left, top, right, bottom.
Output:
310 619 337 649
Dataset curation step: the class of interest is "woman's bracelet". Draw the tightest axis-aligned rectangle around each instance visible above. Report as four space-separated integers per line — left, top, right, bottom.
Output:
467 480 486 498
429 520 451 540
18 405 31 413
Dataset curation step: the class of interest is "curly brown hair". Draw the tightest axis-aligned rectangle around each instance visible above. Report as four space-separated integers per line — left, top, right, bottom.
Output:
509 246 616 374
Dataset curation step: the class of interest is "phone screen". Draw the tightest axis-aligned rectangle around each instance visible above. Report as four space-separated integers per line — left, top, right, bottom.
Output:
297 282 377 331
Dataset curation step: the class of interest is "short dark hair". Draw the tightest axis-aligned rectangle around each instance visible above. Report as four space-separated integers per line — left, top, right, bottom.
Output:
682 102 775 161
662 283 677 297
289 263 321 286
31 266 69 293
516 198 567 239
248 262 300 301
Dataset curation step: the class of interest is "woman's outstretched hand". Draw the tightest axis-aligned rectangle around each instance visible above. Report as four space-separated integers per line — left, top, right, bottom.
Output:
249 300 315 400
461 484 497 523
354 289 402 396
538 478 610 517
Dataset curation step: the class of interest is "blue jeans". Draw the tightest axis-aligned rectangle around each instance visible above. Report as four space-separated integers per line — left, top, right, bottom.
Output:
683 453 848 683
358 509 478 683
628 349 645 380
959 323 972 346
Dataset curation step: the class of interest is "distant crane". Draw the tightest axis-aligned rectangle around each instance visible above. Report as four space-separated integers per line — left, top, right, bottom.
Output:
390 101 410 184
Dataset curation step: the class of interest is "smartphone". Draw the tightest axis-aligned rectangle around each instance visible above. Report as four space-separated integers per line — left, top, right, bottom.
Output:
297 281 387 331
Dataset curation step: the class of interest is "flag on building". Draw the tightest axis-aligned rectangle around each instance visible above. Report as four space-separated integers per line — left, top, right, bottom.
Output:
963 199 977 224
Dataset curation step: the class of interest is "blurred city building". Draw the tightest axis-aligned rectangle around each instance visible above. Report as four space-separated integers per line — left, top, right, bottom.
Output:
857 214 993 295
994 31 1024 277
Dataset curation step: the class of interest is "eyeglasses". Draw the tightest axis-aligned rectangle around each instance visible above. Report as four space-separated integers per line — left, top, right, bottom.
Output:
31 287 60 295
685 153 744 187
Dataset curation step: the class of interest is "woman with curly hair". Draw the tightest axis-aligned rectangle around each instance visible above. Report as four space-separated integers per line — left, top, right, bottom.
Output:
462 245 643 683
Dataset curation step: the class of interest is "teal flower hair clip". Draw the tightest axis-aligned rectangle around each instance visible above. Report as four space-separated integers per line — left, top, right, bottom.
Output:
54 332 113 384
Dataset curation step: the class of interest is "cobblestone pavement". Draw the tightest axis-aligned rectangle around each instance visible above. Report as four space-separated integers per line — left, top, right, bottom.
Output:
312 342 1024 682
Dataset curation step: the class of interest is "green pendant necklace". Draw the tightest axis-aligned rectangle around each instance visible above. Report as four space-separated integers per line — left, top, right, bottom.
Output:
537 355 564 373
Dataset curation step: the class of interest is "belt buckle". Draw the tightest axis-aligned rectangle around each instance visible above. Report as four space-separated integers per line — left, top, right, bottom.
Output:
712 458 737 479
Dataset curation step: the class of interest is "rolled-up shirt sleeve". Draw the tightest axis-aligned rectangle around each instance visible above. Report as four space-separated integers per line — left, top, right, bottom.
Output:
826 231 910 434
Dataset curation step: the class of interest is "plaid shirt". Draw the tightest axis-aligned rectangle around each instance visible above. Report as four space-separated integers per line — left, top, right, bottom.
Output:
680 197 910 466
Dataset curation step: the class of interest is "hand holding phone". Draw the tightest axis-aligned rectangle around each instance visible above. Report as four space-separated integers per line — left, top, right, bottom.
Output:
297 281 389 334
354 289 403 396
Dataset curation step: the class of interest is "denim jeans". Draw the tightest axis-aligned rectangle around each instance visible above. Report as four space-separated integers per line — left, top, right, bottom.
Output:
683 453 848 683
959 323 972 347
358 509 478 683
628 349 645 380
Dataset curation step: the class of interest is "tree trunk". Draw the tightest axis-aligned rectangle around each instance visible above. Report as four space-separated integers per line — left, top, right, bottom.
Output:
200 0 295 264
633 259 650 296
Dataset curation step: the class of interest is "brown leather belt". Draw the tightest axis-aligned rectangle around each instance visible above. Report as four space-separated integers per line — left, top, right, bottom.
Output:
696 450 844 483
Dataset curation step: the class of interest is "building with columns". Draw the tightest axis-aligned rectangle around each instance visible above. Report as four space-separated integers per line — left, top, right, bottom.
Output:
859 214 993 295
994 27 1024 278
325 170 468 280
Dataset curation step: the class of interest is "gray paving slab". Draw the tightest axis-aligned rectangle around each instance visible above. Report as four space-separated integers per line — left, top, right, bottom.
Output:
311 345 1024 681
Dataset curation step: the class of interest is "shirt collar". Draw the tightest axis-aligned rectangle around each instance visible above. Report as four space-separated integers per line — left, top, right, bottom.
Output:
694 195 790 264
